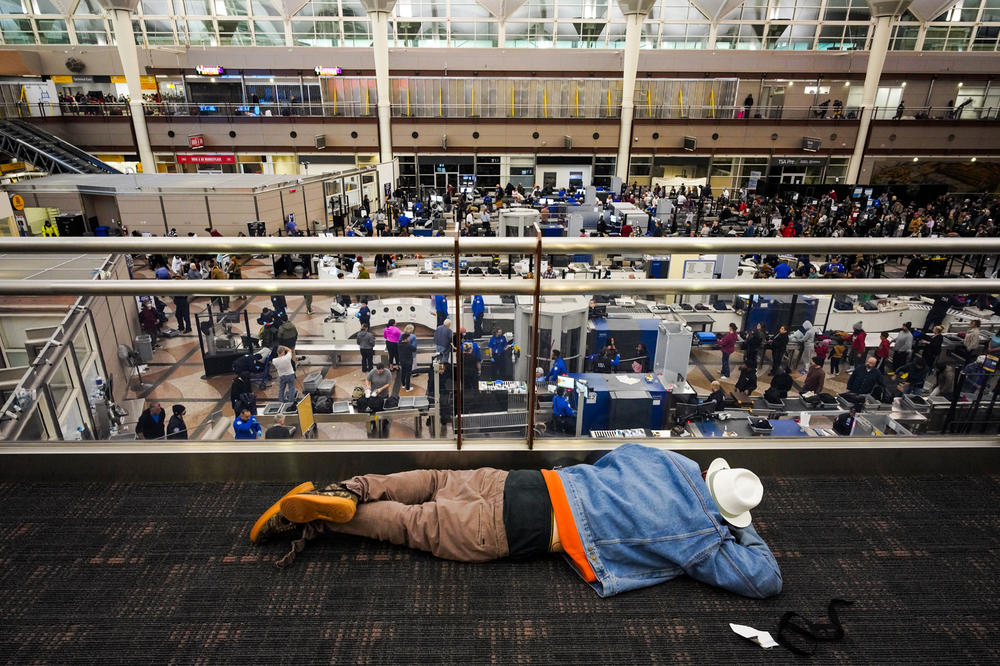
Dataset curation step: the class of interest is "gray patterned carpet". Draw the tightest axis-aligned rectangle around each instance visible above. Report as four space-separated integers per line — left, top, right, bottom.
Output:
1 474 998 664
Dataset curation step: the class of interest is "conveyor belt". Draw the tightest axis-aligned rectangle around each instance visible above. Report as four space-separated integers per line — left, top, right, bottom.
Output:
0 473 997 663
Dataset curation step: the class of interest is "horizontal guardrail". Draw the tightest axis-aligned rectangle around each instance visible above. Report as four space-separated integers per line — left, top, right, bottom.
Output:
2 236 1000 255
0 278 998 297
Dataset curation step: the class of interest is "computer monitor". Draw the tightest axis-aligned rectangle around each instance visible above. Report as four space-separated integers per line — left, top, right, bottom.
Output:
557 375 575 390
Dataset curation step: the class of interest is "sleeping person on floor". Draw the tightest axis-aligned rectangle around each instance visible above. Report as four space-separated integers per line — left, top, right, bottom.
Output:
250 444 782 599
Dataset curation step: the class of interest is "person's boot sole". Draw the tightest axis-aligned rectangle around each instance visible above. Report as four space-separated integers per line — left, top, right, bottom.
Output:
249 481 315 544
280 494 357 524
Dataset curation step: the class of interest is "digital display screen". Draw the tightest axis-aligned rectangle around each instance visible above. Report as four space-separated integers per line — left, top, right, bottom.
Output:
557 376 575 390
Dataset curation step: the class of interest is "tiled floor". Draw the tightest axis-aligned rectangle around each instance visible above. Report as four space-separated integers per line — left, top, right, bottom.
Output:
130 256 877 440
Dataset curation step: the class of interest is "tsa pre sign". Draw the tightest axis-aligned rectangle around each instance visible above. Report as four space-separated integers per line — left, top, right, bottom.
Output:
176 154 235 164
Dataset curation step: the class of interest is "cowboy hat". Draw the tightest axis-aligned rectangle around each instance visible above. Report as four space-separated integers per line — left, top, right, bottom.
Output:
706 457 763 528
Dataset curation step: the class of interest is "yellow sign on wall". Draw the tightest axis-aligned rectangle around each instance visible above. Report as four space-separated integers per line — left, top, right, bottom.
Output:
10 194 25 211
110 75 158 90
50 75 73 83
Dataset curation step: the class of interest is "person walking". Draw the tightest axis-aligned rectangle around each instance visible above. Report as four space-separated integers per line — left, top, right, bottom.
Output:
398 332 415 392
799 320 817 374
892 322 913 370
875 331 891 371
272 345 298 404
471 294 486 338
719 323 738 379
357 322 376 373
434 295 449 327
768 325 789 376
166 404 188 440
434 319 454 364
173 294 191 334
301 254 314 314
383 318 402 369
137 402 166 440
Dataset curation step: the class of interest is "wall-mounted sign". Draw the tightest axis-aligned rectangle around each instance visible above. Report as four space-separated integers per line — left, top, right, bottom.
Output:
770 157 827 169
176 154 235 164
189 134 205 149
10 194 25 211
196 66 225 76
110 75 158 90
314 66 342 77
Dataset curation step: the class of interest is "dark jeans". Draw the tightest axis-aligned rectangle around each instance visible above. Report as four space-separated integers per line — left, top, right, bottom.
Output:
400 363 412 390
436 311 447 326
830 356 842 374
473 313 484 338
386 341 399 367
175 305 190 332
360 348 374 372
721 352 731 377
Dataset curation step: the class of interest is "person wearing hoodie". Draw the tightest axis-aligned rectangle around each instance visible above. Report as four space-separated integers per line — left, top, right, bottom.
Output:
799 320 817 374
166 405 188 440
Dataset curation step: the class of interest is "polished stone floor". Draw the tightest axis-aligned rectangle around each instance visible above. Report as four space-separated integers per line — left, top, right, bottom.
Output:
131 256 856 441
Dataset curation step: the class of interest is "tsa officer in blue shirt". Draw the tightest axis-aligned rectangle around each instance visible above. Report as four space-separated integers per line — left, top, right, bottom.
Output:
434 294 449 326
546 349 568 381
550 386 576 434
471 295 486 338
488 328 511 380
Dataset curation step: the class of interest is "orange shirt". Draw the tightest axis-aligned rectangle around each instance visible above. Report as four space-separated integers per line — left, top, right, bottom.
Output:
540 469 596 583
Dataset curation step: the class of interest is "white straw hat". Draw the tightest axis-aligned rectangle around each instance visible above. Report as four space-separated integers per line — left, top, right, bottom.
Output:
706 457 763 528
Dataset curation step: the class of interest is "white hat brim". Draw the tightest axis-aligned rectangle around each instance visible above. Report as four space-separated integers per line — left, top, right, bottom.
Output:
707 457 754 528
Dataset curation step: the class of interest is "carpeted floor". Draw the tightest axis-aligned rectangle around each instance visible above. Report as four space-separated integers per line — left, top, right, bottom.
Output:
1 473 998 664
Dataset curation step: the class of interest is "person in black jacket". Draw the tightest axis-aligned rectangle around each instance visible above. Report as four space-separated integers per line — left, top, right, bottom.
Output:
230 374 257 415
707 380 727 411
398 332 415 391
832 408 857 436
767 366 794 401
734 362 758 400
137 402 166 440
768 325 789 376
922 325 944 366
166 404 188 440
847 357 882 395
744 324 765 369
173 295 191 334
426 361 454 436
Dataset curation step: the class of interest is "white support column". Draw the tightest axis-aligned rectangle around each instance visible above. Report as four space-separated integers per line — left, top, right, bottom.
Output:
369 9 394 164
103 2 156 174
846 0 911 184
615 10 645 182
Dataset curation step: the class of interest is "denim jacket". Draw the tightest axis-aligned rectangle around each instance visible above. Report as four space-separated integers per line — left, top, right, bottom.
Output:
555 444 782 598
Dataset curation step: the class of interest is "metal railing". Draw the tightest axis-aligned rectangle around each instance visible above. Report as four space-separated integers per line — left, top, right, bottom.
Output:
5 99 1000 123
2 235 998 452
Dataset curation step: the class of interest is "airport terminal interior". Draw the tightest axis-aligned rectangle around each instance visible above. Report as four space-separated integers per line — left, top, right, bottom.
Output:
1 0 1000 662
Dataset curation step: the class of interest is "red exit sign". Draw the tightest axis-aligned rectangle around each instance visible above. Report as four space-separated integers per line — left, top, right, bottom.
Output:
189 134 204 149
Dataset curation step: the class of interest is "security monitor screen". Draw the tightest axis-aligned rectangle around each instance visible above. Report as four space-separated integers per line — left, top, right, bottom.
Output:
557 376 575 390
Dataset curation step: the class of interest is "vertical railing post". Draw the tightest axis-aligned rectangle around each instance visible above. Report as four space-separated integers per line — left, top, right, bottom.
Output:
526 224 543 449
453 234 463 450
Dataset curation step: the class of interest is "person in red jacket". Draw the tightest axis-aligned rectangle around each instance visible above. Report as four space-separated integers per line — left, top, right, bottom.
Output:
848 322 867 367
875 331 891 371
718 322 739 379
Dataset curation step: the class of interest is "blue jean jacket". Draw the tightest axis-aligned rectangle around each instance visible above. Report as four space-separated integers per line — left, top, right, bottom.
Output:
555 444 782 598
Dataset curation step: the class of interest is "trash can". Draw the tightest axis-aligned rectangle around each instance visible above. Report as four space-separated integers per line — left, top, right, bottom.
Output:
134 334 153 363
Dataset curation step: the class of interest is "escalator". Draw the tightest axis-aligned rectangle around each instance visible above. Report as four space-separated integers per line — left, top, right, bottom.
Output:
0 119 120 175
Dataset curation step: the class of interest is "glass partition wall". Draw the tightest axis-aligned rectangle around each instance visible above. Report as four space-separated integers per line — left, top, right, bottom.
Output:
0 236 998 446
